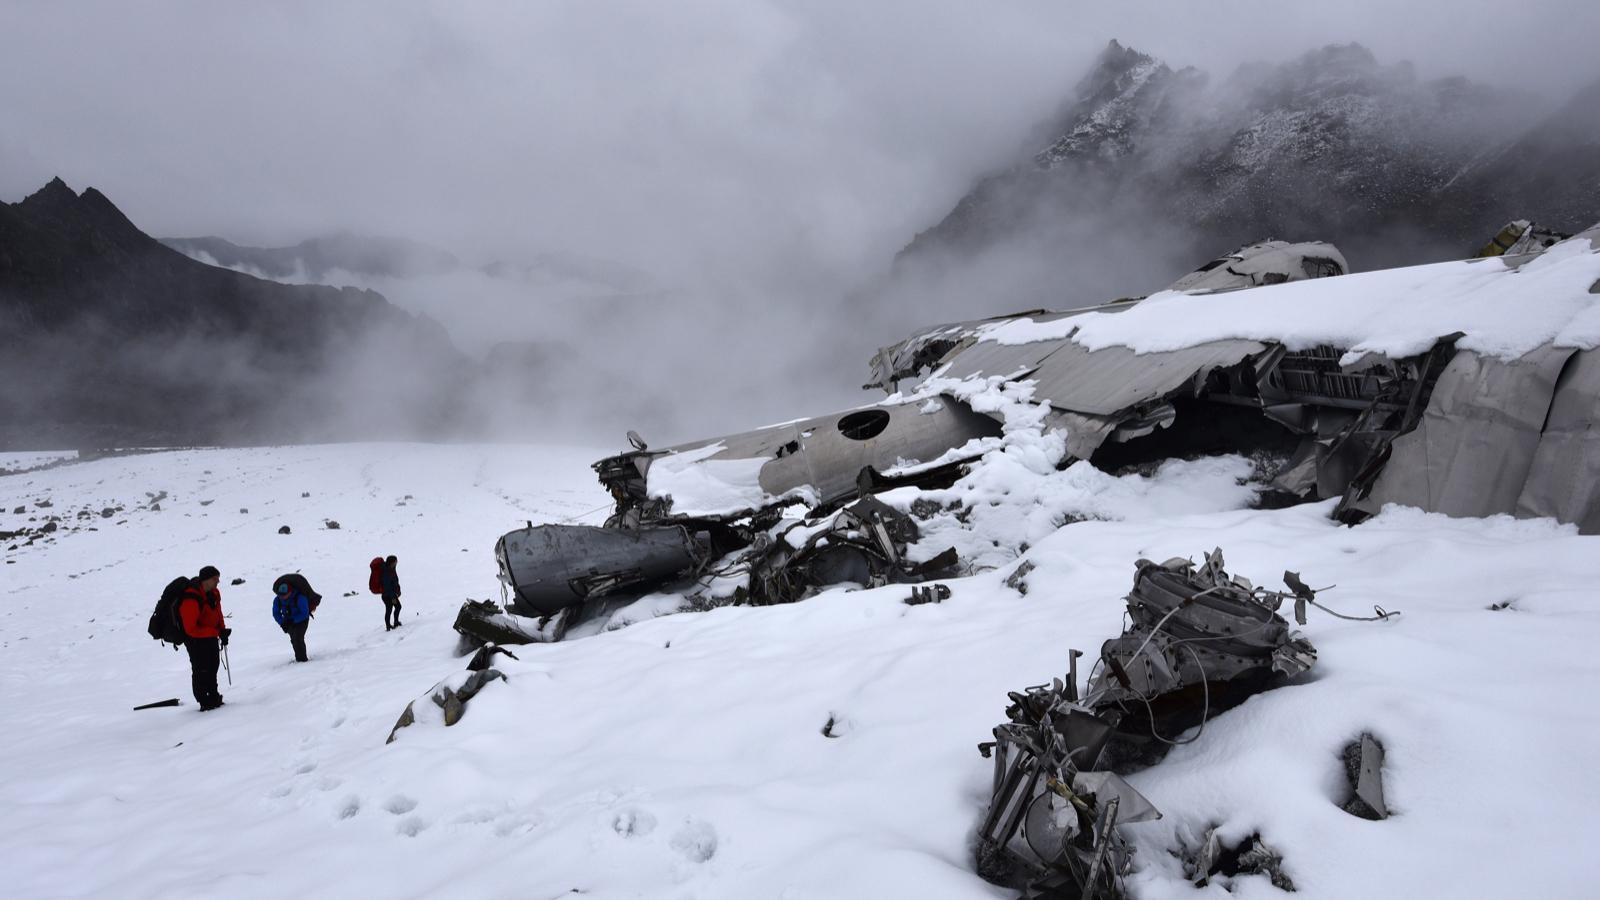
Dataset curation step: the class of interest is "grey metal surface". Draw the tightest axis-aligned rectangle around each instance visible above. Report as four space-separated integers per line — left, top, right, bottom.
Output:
1516 348 1600 533
648 398 1001 512
496 523 699 617
1028 339 1267 416
937 337 1057 381
1363 345 1574 519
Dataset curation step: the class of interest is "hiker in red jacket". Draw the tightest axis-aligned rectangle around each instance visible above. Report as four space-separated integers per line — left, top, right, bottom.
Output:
180 565 231 710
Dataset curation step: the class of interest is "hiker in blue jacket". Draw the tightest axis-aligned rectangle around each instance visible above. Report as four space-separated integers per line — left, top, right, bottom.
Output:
271 573 319 662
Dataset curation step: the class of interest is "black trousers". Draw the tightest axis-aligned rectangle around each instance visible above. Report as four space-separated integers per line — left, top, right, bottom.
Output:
184 637 221 707
286 620 309 661
383 596 402 629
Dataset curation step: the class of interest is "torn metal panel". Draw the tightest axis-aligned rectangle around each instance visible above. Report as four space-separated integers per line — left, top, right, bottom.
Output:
864 311 1049 390
1041 408 1122 461
937 336 1056 382
1360 345 1574 520
1027 339 1268 416
1340 732 1389 820
1515 348 1600 533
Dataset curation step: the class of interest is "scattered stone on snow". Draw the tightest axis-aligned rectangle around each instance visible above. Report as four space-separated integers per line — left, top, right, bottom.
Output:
11 506 23 514
230 578 245 586
199 500 213 506
323 520 341 530
278 525 291 535
99 507 115 518
40 521 57 534
35 499 52 508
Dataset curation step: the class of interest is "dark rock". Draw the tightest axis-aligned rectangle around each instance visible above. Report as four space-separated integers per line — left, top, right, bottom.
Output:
239 508 248 514
149 502 162 511
230 577 245 586
11 506 23 514
301 492 310 498
36 500 52 509
40 521 57 533
323 520 341 530
99 507 114 518
278 525 291 535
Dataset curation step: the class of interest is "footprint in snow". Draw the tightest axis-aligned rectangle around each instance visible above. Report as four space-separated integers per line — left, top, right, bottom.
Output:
385 795 418 815
337 797 361 819
612 808 658 838
669 820 718 862
396 816 429 837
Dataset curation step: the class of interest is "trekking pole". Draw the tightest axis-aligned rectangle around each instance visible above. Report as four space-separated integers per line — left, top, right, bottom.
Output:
222 644 232 685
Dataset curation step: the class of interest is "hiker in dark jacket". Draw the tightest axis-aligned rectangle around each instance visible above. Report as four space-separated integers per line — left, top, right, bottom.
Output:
272 580 314 662
382 555 402 630
179 565 230 710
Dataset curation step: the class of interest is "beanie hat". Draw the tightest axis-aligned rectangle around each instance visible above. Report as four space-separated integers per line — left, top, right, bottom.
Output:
198 565 221 580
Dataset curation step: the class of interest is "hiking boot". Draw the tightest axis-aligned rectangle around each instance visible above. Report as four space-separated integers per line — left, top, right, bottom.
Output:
199 701 220 712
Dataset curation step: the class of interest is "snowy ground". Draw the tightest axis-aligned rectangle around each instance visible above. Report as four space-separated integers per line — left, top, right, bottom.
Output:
0 449 78 474
4 443 1599 899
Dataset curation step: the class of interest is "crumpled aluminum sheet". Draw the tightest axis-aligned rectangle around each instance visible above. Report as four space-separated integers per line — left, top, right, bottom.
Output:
1361 344 1574 519
1516 348 1600 533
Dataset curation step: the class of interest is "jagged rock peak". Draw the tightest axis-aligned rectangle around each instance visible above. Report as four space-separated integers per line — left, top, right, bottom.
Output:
19 176 79 211
1035 40 1196 169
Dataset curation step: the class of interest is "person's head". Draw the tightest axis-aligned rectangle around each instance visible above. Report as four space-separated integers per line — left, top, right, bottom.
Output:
197 565 221 591
275 582 290 596
386 555 398 567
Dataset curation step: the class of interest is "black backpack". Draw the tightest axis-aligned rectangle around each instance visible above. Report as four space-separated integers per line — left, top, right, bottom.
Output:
147 577 190 648
273 573 322 612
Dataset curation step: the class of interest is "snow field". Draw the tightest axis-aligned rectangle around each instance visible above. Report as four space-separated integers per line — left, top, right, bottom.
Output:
3 444 1599 898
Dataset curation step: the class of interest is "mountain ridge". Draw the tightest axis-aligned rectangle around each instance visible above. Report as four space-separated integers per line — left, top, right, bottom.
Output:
0 179 475 447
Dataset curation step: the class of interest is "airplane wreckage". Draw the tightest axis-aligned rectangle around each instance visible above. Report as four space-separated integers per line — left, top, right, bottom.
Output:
454 223 1600 647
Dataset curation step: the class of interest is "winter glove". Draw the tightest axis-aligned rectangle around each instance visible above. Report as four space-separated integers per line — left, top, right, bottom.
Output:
219 627 232 647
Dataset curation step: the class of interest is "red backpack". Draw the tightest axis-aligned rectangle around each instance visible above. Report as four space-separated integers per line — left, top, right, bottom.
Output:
368 557 384 594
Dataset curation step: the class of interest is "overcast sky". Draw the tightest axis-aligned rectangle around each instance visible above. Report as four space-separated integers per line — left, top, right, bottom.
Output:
4 1 1596 274
3 1 1597 438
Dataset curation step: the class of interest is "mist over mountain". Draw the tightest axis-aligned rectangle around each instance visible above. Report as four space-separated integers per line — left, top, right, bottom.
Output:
162 233 654 295
882 41 1600 324
0 179 475 447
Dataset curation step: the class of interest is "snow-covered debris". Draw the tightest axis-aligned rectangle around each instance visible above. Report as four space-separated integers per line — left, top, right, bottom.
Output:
5 445 1600 899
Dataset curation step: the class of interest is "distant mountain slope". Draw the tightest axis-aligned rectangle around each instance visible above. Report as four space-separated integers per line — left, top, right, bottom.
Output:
162 233 654 295
162 233 461 282
899 41 1600 278
0 178 475 447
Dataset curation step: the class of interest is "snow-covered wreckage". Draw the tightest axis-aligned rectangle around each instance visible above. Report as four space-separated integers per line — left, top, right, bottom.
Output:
459 227 1600 646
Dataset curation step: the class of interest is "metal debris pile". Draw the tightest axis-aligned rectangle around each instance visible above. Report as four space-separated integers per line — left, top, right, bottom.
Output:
975 550 1387 899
